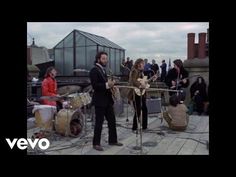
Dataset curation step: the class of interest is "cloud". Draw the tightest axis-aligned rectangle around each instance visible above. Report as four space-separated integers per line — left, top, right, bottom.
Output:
27 22 209 64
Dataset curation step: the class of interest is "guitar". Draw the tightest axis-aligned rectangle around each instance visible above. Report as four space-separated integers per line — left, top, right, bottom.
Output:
170 74 201 89
134 73 158 96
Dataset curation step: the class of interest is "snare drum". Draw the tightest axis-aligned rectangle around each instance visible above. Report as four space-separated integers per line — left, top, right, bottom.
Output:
32 105 57 131
55 109 84 137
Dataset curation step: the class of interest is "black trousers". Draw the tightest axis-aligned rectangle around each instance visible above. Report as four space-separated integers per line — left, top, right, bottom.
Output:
161 73 166 82
194 94 204 114
132 94 148 130
93 104 118 146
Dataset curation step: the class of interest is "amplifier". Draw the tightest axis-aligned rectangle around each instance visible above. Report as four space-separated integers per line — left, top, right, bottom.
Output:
146 98 162 114
114 100 124 116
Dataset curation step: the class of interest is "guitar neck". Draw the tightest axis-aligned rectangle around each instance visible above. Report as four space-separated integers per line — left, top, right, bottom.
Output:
147 74 157 82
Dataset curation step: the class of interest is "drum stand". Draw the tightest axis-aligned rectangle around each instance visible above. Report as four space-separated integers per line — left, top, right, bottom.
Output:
126 98 129 122
83 104 87 136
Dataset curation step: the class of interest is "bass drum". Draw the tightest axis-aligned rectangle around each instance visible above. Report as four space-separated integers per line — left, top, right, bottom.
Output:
55 109 84 137
33 105 57 131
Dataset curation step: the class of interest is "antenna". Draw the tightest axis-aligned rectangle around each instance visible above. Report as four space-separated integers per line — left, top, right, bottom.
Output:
27 33 35 46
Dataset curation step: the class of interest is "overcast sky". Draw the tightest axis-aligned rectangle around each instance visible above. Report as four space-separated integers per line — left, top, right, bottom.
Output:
27 22 209 64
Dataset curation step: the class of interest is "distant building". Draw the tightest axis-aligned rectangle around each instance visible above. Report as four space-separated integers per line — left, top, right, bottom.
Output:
27 39 54 78
27 41 53 65
48 49 54 60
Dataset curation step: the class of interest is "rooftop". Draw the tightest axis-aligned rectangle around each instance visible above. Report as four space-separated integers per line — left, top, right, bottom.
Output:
27 108 209 155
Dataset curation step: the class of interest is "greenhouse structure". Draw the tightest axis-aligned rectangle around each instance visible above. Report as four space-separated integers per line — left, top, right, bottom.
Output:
54 29 125 76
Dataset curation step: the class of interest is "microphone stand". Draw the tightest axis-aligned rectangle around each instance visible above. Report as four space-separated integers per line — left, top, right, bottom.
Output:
126 97 129 122
83 92 87 136
123 65 131 122
139 88 143 154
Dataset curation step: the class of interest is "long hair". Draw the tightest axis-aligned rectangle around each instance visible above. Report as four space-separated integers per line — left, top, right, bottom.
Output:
173 59 183 69
94 51 108 64
196 76 206 85
132 58 144 70
44 66 56 78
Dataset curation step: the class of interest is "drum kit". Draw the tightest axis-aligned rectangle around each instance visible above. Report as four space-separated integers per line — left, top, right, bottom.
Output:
36 86 92 138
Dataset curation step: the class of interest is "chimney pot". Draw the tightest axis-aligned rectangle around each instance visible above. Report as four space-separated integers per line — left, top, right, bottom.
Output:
198 33 207 59
187 33 195 59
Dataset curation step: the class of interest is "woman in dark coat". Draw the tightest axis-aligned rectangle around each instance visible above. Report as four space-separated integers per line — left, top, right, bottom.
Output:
190 77 207 115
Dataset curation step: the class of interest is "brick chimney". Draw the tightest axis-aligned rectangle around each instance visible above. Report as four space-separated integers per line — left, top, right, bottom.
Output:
198 32 207 59
187 33 195 59
207 28 209 43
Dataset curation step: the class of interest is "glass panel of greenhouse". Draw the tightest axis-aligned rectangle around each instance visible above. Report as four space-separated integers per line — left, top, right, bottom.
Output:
54 29 125 76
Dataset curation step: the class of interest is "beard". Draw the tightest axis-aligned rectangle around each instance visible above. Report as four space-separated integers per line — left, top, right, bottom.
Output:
99 61 106 67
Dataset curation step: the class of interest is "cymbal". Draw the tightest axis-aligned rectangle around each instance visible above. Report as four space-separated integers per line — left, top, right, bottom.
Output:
58 85 81 95
40 96 63 101
83 85 93 93
73 69 89 72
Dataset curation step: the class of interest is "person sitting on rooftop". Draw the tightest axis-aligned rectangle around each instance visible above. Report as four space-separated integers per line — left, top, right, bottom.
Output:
163 94 189 131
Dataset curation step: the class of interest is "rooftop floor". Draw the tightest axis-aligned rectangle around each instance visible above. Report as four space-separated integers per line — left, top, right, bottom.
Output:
27 109 209 155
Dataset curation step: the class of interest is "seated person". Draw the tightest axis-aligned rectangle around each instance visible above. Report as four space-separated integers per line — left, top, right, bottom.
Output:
163 94 189 131
190 76 207 115
204 84 209 115
41 67 62 111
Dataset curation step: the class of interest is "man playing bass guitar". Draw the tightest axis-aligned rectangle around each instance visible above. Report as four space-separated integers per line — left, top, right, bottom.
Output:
89 51 123 151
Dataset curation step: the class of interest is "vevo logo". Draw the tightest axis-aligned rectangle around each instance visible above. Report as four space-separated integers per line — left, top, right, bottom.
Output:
6 138 50 150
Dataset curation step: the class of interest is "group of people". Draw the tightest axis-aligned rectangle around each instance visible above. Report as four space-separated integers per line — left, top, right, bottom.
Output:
143 59 168 82
89 54 192 151
121 57 168 83
165 59 208 115
128 58 190 132
120 57 133 78
39 52 208 151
